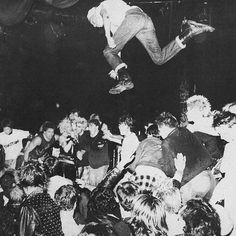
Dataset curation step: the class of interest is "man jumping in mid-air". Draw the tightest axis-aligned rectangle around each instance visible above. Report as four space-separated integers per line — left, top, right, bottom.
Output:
87 0 215 95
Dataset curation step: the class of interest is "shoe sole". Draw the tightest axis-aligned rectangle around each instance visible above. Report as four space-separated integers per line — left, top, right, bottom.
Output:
109 82 134 94
187 20 215 32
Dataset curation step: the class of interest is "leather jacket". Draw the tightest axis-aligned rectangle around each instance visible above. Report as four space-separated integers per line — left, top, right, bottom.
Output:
19 205 43 236
97 167 125 189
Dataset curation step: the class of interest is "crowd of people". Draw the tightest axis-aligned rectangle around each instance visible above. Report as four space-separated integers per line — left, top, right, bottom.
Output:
0 95 236 236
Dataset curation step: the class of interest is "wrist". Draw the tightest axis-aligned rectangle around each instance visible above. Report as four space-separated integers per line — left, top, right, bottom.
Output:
173 174 183 182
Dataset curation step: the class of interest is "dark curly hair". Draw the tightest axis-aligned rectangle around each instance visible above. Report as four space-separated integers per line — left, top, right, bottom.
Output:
118 114 135 131
146 124 160 138
54 184 77 211
87 187 121 221
81 221 118 236
181 198 221 236
116 181 139 211
213 111 236 128
155 112 178 128
18 163 47 188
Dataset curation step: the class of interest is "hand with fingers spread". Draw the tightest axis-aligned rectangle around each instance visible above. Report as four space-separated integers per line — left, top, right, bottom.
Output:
175 153 186 173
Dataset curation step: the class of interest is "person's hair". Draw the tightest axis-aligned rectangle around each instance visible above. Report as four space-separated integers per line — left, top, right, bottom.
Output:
146 124 160 137
155 112 178 128
58 117 72 135
213 111 236 128
0 170 16 193
181 198 221 236
54 185 77 211
155 186 181 214
87 187 121 221
116 181 139 211
0 144 5 171
18 163 47 188
0 170 24 203
89 113 101 122
70 108 80 116
186 95 212 117
41 121 56 132
80 221 118 236
1 119 14 129
129 193 168 236
118 114 135 129
88 118 101 128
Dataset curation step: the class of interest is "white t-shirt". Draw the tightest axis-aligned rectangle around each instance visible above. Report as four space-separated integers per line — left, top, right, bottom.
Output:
100 0 138 34
0 129 30 161
121 132 139 162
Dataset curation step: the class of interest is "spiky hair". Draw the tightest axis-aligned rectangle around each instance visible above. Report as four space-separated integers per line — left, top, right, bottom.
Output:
186 95 212 117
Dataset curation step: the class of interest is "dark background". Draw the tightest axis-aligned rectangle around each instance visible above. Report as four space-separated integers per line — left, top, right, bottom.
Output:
0 0 235 132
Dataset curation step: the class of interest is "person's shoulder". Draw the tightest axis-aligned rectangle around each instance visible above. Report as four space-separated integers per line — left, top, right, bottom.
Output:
14 129 29 135
130 132 139 140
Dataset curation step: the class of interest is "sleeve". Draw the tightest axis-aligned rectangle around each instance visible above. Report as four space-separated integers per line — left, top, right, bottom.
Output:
19 205 41 236
18 130 30 140
159 139 176 178
97 167 124 189
128 142 142 172
121 135 139 162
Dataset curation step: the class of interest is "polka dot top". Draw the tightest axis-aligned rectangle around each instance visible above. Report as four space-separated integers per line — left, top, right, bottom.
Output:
23 192 64 236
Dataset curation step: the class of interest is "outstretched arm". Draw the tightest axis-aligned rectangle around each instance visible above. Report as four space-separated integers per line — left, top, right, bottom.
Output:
23 136 41 162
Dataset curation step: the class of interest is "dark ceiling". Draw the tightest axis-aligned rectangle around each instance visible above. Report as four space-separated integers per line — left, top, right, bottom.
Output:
0 0 236 131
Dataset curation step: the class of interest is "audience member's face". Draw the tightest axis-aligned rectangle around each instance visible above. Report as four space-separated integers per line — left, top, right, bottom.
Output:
158 125 170 139
3 126 12 135
186 108 203 123
75 124 84 135
118 123 129 136
216 124 236 142
88 123 98 136
43 128 54 141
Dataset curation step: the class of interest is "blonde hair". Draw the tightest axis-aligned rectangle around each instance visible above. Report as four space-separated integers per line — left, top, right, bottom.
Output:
186 95 212 117
131 193 168 235
58 117 73 135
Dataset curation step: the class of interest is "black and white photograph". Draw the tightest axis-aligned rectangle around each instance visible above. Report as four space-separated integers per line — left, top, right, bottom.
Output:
0 0 235 235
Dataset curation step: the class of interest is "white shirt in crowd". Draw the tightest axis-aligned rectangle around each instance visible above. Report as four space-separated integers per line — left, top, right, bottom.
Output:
120 132 139 162
0 129 30 161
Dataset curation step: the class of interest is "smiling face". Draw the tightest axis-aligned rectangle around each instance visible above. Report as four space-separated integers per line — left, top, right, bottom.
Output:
3 126 12 135
43 128 54 141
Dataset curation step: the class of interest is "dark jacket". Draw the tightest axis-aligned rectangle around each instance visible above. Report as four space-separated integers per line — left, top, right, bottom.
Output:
87 132 110 169
129 137 163 171
19 189 64 236
161 127 213 186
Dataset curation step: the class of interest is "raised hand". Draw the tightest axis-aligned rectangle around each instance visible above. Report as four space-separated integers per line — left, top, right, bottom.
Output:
175 153 186 172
